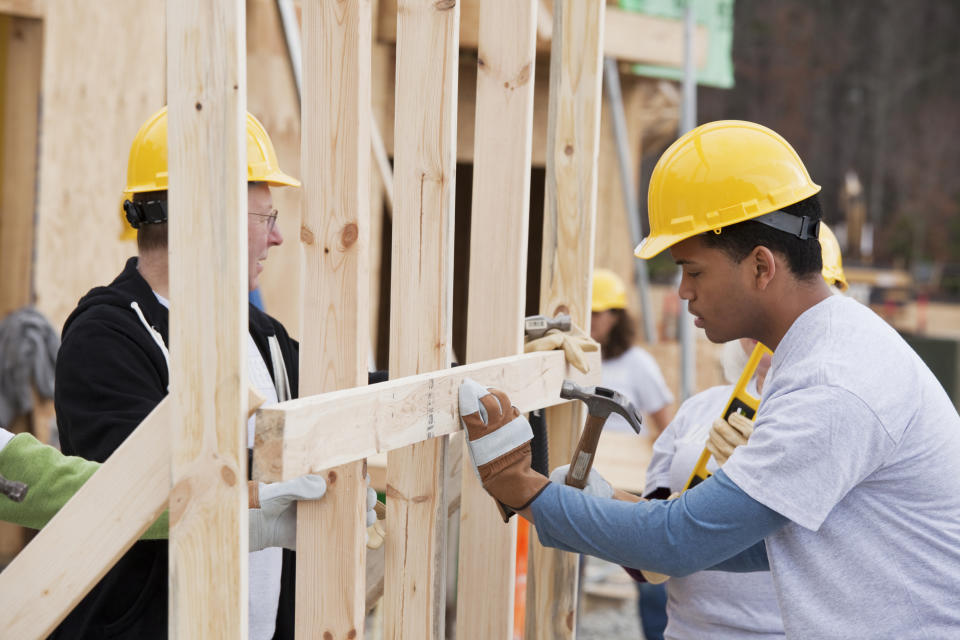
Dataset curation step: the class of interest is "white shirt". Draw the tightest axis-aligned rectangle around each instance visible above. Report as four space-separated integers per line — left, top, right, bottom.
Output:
723 295 960 638
600 346 673 435
646 383 784 640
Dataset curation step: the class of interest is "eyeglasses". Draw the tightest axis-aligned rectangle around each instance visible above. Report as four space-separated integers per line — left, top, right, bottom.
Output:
249 209 279 233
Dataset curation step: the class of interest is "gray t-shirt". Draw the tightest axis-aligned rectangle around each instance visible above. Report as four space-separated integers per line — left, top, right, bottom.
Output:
723 295 960 638
647 384 784 640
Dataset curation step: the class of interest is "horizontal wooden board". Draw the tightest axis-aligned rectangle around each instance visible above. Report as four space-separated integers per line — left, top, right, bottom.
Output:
253 349 601 482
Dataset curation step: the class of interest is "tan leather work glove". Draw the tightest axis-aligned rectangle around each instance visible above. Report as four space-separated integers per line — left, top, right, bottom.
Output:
706 412 755 465
459 378 550 522
524 324 599 374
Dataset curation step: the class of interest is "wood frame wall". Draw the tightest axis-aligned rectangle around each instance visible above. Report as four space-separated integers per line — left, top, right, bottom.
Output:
0 0 608 636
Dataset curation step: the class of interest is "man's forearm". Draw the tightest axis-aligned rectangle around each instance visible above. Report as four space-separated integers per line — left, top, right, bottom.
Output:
0 433 169 537
530 469 786 576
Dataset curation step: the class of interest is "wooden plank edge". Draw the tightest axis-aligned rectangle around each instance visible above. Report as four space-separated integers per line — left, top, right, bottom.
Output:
0 399 171 638
0 0 45 19
253 349 601 482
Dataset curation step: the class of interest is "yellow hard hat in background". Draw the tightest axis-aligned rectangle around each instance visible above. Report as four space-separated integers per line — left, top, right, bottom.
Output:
819 222 848 291
119 106 301 241
635 120 821 259
592 269 628 312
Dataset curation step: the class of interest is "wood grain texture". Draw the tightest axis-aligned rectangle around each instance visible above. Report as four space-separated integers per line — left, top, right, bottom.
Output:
455 1 538 638
0 0 44 18
34 0 165 331
166 1 248 637
0 16 41 318
527 1 605 638
383 1 460 637
254 350 600 483
0 400 171 638
296 0 371 636
377 0 705 68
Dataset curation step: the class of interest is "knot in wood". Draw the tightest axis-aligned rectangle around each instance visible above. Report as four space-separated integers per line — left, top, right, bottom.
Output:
434 0 456 10
327 470 338 485
300 225 315 245
564 144 574 156
220 465 237 487
341 222 359 248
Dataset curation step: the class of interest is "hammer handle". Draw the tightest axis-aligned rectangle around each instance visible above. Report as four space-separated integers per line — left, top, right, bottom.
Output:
565 414 607 489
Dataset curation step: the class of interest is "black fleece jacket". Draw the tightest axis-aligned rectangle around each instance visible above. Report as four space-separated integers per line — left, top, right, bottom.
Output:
53 257 300 639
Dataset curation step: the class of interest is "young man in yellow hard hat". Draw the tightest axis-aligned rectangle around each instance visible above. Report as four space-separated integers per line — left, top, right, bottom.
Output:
51 108 372 640
458 121 960 638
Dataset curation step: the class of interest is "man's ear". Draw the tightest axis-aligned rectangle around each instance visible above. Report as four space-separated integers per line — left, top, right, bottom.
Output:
752 246 777 290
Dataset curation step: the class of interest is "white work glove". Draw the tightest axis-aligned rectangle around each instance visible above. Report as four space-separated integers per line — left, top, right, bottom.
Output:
249 474 327 552
706 412 755 465
549 464 613 500
366 474 377 528
524 326 599 374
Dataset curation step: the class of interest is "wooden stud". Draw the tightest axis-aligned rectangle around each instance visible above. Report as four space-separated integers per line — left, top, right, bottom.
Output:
454 1 538 638
526 1 605 638
383 2 459 635
166 1 248 637
0 400 172 638
295 0 371 637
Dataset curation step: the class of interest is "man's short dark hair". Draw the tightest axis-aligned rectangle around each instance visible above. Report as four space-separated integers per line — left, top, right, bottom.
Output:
133 190 168 252
700 194 823 279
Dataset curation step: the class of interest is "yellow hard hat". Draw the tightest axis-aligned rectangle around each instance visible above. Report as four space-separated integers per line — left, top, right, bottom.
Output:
635 120 821 259
819 222 848 291
120 106 300 240
592 269 628 312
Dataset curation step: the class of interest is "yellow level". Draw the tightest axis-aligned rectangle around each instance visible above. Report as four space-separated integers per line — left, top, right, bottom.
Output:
682 342 772 492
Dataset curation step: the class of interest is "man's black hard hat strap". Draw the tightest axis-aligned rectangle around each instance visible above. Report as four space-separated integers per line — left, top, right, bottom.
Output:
123 199 168 229
752 209 820 240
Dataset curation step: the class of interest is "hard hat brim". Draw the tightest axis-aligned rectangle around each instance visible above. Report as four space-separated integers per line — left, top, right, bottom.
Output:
634 233 682 260
261 170 301 188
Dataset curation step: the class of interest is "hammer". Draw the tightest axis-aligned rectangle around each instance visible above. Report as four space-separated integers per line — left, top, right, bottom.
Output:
524 313 572 339
560 380 642 489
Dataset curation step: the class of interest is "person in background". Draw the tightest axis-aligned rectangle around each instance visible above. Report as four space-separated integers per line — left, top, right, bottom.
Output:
591 268 674 437
589 268 673 639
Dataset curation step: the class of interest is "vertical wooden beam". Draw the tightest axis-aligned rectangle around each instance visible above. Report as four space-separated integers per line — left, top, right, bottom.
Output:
0 15 41 318
166 1 248 637
526 1 605 638
296 0 371 637
455 1 537 638
384 1 459 638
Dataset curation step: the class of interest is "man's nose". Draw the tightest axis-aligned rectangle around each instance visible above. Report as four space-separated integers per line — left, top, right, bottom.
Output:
269 222 283 246
677 275 694 301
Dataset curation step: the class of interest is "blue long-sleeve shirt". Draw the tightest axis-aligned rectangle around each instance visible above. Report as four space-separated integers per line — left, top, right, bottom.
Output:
531 469 787 575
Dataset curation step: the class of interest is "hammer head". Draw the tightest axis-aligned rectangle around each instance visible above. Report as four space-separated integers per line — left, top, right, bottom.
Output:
560 380 643 434
524 313 572 339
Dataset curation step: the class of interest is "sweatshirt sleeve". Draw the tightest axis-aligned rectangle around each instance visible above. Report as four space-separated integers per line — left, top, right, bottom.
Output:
0 433 168 538
531 468 786 576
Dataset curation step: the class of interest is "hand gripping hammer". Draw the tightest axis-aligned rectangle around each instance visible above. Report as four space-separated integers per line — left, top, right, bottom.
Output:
560 380 642 489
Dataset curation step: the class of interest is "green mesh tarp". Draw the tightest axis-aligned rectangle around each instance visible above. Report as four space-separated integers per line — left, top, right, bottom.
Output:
618 0 735 89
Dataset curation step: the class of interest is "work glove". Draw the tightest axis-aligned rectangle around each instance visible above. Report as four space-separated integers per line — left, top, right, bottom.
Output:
459 378 550 522
524 324 599 374
249 474 327 552
548 464 614 499
706 412 754 465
